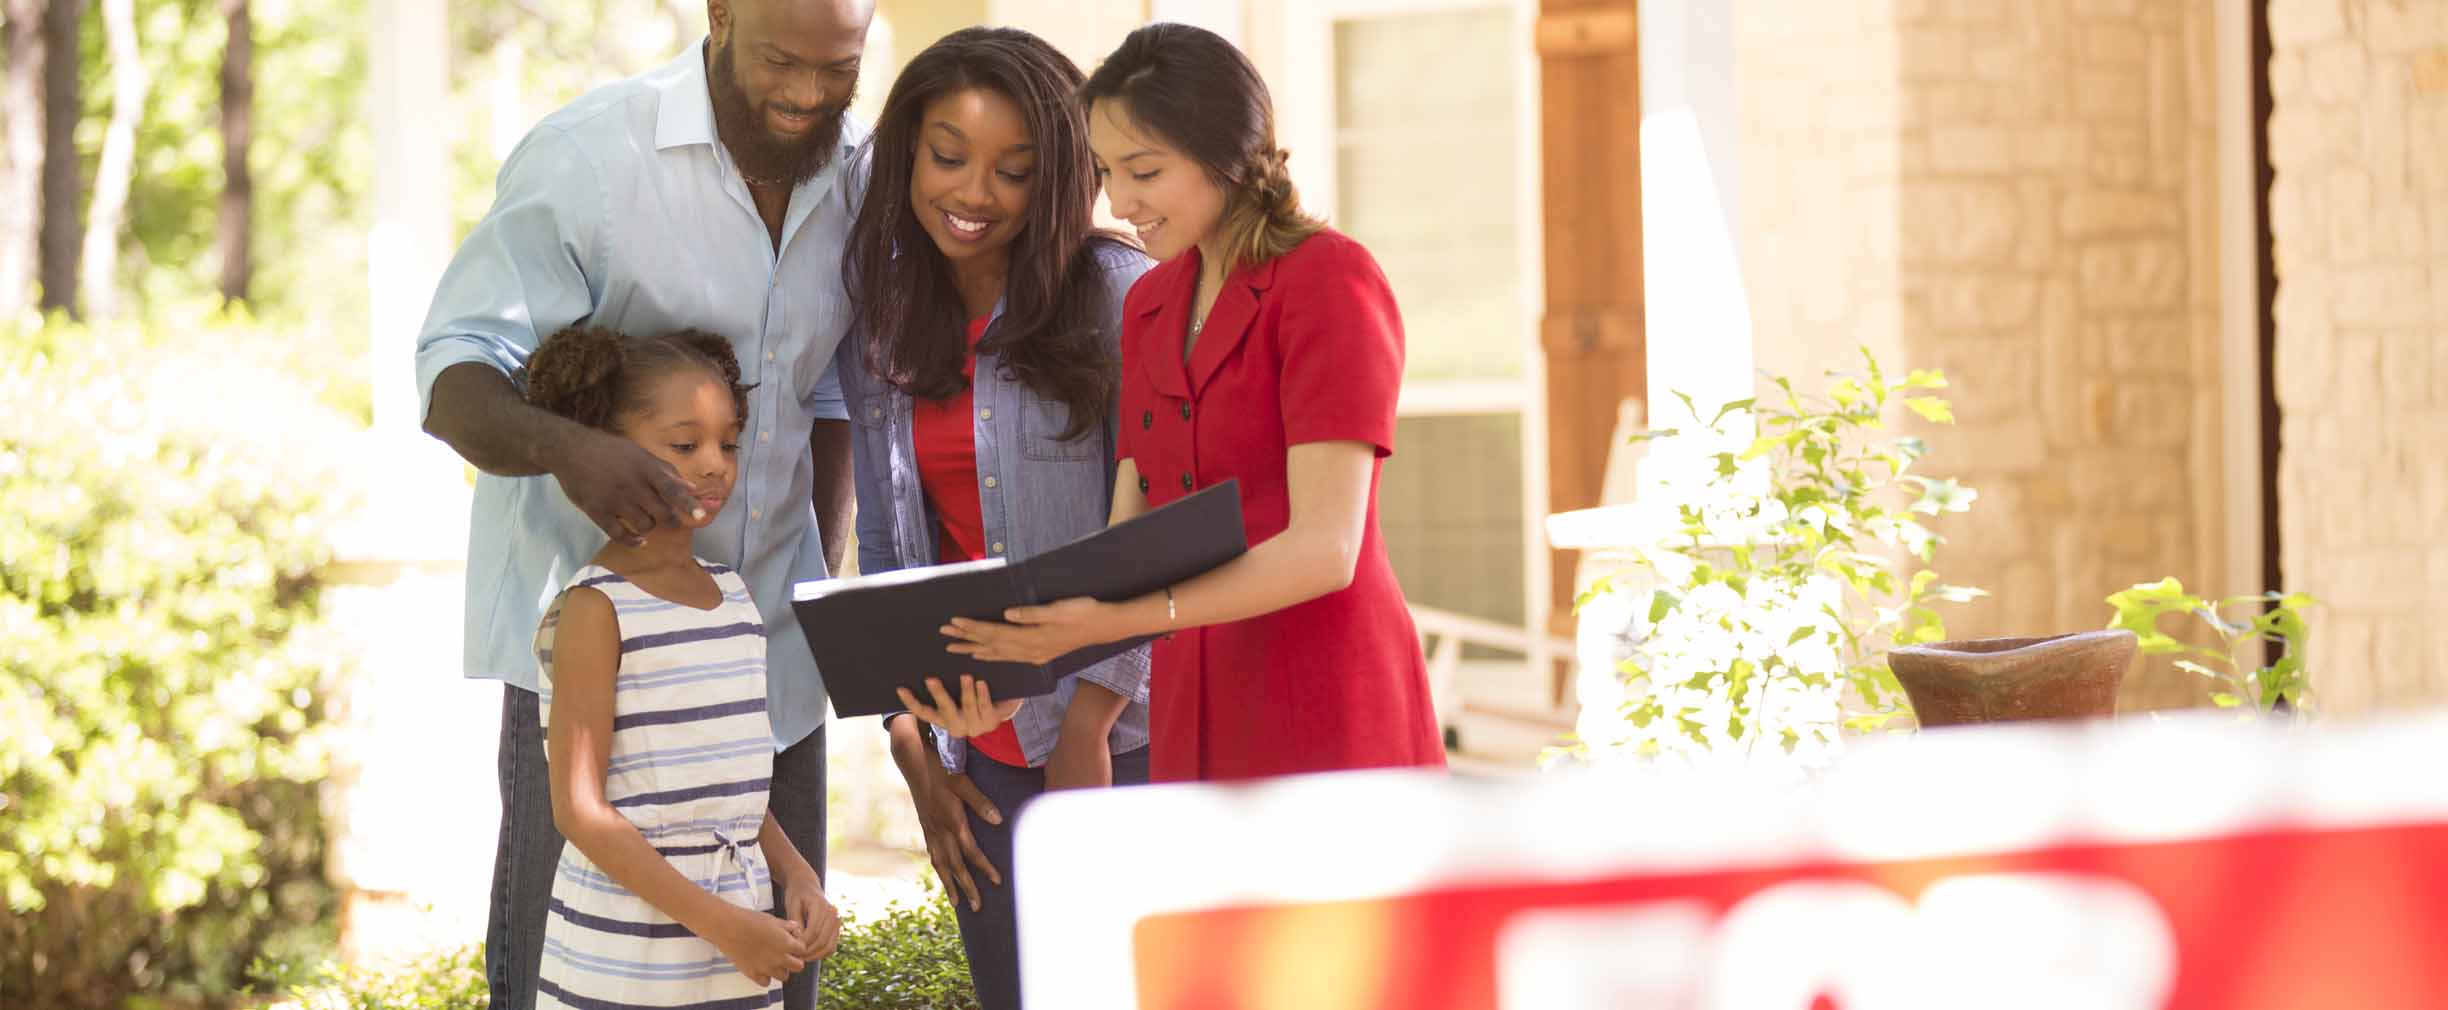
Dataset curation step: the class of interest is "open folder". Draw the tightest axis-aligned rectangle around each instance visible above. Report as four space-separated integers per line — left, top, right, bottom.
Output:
793 480 1247 718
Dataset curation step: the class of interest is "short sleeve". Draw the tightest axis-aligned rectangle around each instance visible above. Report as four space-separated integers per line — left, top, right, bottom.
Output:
1276 239 1404 457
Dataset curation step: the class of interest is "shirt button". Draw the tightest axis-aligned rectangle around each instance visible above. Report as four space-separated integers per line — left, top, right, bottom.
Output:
1141 410 1153 429
765 351 775 362
758 431 771 444
983 476 998 489
869 407 883 419
980 408 993 421
751 508 763 520
1138 476 1150 494
1180 402 1192 421
1180 473 1193 491
991 542 1005 554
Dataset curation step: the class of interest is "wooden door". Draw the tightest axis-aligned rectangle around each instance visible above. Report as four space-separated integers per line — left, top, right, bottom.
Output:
1536 0 1645 640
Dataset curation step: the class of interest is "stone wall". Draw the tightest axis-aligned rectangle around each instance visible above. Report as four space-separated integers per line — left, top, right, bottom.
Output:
2267 0 2448 714
1738 0 2233 710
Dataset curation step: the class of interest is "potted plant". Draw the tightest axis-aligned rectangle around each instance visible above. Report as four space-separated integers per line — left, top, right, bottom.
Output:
1564 349 1985 766
2103 577 2315 714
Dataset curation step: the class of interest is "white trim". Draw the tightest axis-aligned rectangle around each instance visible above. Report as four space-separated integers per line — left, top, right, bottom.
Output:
1396 381 1529 416
1509 0 1550 672
1272 0 1550 666
2215 0 2265 605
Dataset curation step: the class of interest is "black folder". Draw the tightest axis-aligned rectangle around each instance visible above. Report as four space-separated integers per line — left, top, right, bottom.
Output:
794 480 1247 718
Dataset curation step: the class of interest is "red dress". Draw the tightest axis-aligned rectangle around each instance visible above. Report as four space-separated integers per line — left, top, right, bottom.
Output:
1116 229 1446 782
911 315 1027 767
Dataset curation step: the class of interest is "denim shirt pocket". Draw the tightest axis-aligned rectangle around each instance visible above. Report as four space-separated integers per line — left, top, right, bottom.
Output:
1019 392 1102 462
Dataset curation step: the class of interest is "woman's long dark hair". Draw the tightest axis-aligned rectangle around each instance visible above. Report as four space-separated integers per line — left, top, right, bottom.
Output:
843 26 1126 440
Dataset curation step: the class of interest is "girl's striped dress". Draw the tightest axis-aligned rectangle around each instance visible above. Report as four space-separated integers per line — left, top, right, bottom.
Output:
534 561 780 1010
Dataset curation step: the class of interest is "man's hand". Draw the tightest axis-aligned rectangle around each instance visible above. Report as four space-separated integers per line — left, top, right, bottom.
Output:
548 427 703 545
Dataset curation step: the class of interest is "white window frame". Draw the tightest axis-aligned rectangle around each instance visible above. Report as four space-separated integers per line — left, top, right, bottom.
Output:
1269 0 1560 710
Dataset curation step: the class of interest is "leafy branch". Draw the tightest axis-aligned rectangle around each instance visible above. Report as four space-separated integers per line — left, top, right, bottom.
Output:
1580 348 1985 760
2104 578 2314 713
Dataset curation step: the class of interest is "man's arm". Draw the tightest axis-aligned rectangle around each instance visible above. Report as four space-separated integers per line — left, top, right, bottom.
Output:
423 362 587 477
808 419 854 574
413 126 695 541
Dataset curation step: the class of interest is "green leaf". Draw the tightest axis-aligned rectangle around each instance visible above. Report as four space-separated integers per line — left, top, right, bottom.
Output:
1900 368 1949 390
2211 693 2242 708
1711 397 1757 425
1904 396 1956 424
1910 477 1979 515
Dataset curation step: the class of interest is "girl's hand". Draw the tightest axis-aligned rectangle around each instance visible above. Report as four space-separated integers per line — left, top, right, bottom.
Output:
942 597 1126 666
709 904 806 987
895 675 1022 739
778 871 841 962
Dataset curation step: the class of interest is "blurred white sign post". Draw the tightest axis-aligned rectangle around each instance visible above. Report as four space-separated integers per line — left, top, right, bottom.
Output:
321 0 493 962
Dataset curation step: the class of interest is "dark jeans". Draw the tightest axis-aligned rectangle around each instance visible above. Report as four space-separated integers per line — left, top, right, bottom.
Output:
952 746 1151 1010
487 685 828 1010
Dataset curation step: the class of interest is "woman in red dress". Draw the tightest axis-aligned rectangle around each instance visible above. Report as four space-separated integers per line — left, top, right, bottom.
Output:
932 22 1445 782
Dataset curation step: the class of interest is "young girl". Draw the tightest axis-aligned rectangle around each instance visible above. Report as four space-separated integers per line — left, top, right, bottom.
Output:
835 26 1154 1010
930 23 1447 782
524 324 840 1009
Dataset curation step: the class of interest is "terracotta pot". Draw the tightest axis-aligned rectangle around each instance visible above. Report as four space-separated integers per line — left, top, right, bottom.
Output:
1888 630 2137 728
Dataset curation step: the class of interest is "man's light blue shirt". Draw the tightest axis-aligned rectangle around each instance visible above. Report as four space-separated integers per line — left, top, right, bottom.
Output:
413 40 863 748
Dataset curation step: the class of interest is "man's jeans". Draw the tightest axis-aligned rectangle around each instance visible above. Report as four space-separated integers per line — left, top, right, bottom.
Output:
487 685 828 1009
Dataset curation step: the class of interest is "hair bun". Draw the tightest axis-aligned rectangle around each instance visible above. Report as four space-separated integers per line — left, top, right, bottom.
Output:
524 325 629 428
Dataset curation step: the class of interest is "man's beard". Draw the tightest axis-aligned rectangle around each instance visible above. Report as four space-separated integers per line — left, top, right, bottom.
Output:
708 39 851 188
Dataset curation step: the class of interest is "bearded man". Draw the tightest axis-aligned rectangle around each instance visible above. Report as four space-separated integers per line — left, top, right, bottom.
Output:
412 3 877 1007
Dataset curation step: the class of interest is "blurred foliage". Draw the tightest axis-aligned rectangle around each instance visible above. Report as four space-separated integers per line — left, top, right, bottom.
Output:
48 0 368 324
248 889 979 1010
819 889 981 1010
252 943 487 1010
0 306 358 1008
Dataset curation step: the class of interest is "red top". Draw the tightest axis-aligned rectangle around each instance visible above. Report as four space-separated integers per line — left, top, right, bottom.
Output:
1115 229 1446 782
912 315 1027 768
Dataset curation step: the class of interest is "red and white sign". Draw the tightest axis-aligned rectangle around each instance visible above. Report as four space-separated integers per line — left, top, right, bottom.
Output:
1015 713 2448 1009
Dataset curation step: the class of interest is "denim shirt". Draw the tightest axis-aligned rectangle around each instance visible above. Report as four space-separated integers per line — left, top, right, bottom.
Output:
837 241 1156 771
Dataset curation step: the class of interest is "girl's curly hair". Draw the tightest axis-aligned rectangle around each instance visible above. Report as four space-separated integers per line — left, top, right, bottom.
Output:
523 325 751 430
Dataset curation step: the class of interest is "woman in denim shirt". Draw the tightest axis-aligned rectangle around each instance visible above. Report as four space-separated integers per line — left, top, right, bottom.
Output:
833 27 1152 1010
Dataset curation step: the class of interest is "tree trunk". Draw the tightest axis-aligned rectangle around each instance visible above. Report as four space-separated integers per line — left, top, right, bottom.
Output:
35 0 78 318
216 0 251 304
78 0 141 321
0 0 43 320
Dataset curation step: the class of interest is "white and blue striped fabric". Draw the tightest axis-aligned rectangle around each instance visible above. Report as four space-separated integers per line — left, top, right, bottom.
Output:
535 561 780 1010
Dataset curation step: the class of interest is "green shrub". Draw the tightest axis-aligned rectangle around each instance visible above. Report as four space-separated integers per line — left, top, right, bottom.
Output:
253 891 979 1010
1 308 356 1007
821 891 980 1010
252 945 486 1010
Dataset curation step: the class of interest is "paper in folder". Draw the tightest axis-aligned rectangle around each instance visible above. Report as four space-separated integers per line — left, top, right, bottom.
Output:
793 480 1246 718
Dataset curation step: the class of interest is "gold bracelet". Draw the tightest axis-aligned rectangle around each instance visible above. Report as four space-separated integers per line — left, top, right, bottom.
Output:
1164 585 1177 624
